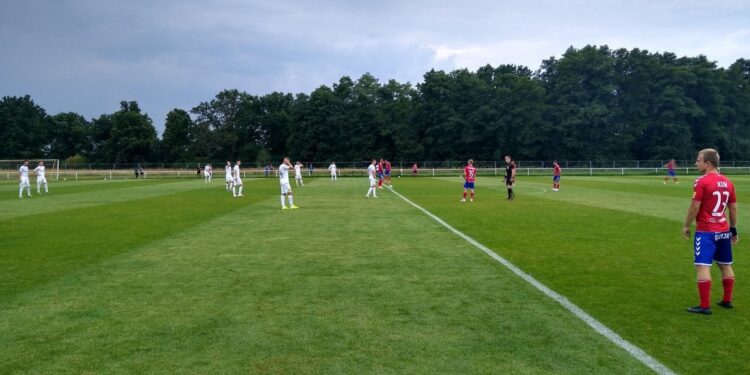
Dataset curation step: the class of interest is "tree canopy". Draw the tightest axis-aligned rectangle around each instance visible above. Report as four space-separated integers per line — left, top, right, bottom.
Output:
2 46 749 164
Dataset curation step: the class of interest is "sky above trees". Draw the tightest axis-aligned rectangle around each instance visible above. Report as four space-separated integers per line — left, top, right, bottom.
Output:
1 0 749 133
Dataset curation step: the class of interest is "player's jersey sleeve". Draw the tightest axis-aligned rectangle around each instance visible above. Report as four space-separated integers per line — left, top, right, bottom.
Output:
729 181 737 204
692 178 705 202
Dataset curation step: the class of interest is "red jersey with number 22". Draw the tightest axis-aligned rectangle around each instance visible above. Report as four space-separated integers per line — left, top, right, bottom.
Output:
693 173 736 232
464 165 476 183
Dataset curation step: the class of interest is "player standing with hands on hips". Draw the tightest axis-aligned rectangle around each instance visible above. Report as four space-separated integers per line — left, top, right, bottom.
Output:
682 148 738 315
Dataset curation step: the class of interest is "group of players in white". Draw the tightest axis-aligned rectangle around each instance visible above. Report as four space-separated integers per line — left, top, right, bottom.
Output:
219 159 302 209
17 160 49 199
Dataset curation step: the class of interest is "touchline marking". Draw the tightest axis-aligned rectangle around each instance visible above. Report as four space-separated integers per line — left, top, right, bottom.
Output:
387 187 675 375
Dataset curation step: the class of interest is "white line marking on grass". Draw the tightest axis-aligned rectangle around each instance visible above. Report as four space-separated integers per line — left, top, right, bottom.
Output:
387 186 675 375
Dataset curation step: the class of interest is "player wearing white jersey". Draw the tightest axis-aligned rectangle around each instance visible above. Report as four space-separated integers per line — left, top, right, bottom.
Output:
294 161 304 187
33 161 48 194
279 157 298 209
204 163 212 183
328 162 337 181
224 161 234 191
18 160 31 199
233 161 243 197
365 159 378 198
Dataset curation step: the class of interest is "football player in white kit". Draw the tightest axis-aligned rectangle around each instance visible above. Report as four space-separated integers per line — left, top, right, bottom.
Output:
18 160 32 199
34 161 48 194
328 162 337 181
294 161 304 187
279 157 298 209
365 159 378 198
232 160 244 197
204 163 212 183
224 161 234 191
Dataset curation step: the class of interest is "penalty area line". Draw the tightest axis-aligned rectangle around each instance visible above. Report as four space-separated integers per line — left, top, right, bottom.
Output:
386 186 675 375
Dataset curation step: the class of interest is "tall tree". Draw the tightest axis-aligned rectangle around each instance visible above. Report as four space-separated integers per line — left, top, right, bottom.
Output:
109 101 158 163
161 109 194 162
0 95 48 159
47 112 91 160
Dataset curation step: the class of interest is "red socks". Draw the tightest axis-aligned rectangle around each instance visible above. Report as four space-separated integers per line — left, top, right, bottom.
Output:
698 280 711 309
723 277 735 303
463 192 467 198
470 192 474 199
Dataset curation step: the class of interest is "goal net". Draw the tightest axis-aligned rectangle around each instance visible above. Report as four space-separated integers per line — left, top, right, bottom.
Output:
0 159 60 180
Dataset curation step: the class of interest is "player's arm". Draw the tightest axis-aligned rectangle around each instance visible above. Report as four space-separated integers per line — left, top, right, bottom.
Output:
729 203 738 244
682 200 701 240
511 165 516 182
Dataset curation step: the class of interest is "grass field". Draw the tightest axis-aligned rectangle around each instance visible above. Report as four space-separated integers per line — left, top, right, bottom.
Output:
1 175 748 374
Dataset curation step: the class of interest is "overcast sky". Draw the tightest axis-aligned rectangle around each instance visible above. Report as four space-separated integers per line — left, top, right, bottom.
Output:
1 0 749 133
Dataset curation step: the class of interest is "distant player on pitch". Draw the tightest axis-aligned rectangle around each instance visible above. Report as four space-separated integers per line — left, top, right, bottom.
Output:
204 163 212 183
34 161 49 194
18 160 31 199
384 159 392 187
224 161 234 191
461 159 476 202
294 161 304 186
664 159 678 184
505 155 516 200
279 157 298 209
682 148 737 315
552 160 561 191
377 159 385 189
365 159 378 198
328 162 337 181
233 160 244 197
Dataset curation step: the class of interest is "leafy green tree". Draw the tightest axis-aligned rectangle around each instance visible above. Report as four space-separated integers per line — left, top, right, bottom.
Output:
109 101 158 163
161 109 194 162
47 112 91 160
0 95 48 158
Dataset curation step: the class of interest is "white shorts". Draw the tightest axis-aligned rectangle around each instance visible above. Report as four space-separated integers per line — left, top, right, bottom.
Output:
226 176 233 182
295 175 302 180
37 176 47 184
20 177 30 187
280 182 291 194
234 177 242 186
369 177 376 186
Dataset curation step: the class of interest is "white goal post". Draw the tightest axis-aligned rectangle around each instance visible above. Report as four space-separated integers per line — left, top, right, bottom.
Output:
0 159 60 180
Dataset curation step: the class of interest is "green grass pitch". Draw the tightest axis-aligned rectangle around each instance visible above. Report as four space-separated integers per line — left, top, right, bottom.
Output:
1 175 748 374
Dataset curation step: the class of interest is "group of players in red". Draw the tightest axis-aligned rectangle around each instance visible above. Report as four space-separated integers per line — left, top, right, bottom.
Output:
376 159 393 189
461 157 562 202
460 150 738 315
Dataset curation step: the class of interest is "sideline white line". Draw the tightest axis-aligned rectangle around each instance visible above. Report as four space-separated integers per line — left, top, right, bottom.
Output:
387 186 675 375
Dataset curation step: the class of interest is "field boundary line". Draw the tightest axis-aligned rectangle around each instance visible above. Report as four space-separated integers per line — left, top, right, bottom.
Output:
387 186 675 375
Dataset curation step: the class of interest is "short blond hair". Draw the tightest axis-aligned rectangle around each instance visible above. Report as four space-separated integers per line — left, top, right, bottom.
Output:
699 148 720 167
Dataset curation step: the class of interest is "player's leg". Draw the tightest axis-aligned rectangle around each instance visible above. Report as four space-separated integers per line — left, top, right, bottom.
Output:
18 180 23 198
37 179 41 194
716 236 735 307
288 189 297 208
689 233 715 314
43 177 48 193
470 188 474 201
238 181 243 196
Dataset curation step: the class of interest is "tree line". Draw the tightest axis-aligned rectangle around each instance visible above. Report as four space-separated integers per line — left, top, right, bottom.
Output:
2 45 749 164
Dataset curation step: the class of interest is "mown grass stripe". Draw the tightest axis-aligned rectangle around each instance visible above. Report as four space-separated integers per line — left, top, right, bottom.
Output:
387 185 676 375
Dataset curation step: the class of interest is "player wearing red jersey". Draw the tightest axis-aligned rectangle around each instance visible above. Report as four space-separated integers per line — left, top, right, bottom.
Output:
377 159 385 189
682 149 738 315
461 159 476 202
552 160 561 191
664 159 678 184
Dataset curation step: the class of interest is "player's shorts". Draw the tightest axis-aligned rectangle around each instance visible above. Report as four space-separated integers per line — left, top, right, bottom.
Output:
553 175 560 182
385 170 391 176
280 182 291 194
226 175 233 182
377 172 384 179
369 176 377 186
694 231 733 266
19 177 30 187
234 177 242 186
463 181 475 189
37 176 47 184
667 170 676 177
505 176 514 186
295 175 302 180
